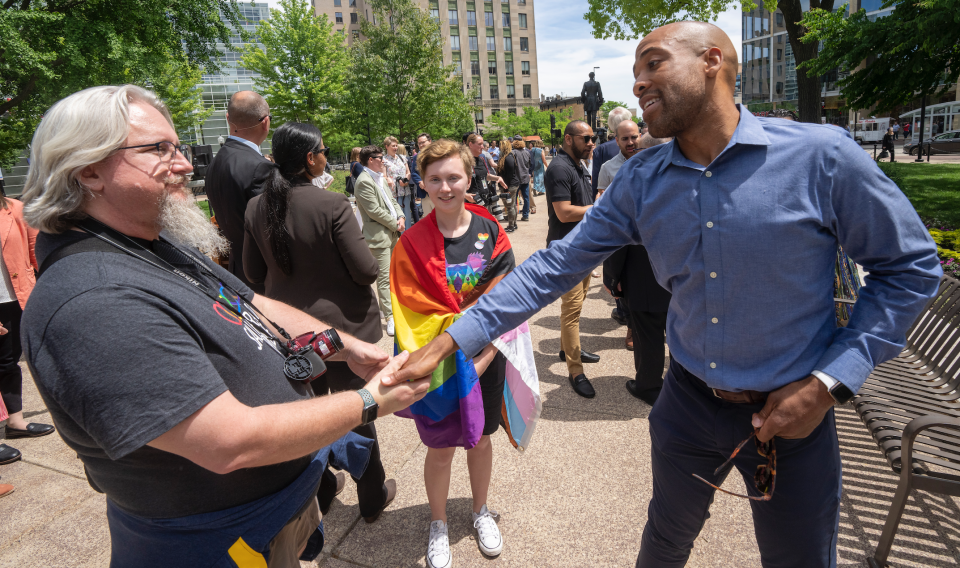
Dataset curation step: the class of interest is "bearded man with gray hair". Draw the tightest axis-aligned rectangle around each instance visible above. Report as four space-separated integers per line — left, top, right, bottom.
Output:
19 85 429 567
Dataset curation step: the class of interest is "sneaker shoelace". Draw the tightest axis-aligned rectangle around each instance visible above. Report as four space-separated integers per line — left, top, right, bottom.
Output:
473 509 500 541
428 524 449 561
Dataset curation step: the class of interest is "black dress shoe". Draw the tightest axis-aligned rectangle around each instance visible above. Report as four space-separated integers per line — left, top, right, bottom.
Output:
5 423 55 439
559 350 600 364
626 381 661 406
569 374 596 398
611 308 629 326
0 444 21 465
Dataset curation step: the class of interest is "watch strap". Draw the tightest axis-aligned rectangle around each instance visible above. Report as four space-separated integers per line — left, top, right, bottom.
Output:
357 388 379 425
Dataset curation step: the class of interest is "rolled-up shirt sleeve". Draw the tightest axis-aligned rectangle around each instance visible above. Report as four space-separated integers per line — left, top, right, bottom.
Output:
814 133 942 392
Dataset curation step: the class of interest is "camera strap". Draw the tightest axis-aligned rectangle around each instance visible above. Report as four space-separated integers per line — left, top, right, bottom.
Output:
76 218 293 354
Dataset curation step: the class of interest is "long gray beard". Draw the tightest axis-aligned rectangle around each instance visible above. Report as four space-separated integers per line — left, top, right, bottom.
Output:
158 190 230 259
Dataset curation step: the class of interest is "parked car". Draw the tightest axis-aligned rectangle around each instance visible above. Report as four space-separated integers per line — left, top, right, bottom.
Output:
904 131 960 156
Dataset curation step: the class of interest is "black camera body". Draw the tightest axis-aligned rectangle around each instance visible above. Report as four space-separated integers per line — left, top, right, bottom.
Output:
396 176 409 185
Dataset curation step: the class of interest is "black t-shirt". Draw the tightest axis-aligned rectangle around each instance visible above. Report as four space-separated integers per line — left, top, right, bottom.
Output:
23 230 314 518
544 148 594 243
443 213 501 307
470 156 488 196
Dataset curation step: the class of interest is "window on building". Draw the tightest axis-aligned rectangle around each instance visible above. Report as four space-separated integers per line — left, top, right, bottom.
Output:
505 61 513 75
776 64 782 75
451 36 460 50
502 13 509 26
454 61 463 75
520 37 528 51
523 84 531 98
491 108 500 116
487 36 496 50
352 30 359 39
517 0 525 3
490 85 499 99
518 13 527 28
337 28 344 35
776 12 783 26
449 9 458 24
471 60 481 75
777 34 783 43
350 12 358 23
488 60 497 74
504 37 512 50
776 81 783 94
509 107 517 115
484 10 494 26
430 7 439 19
349 0 355 6
335 12 343 23
469 36 479 50
475 111 484 124
467 10 477 25
334 0 340 5
507 85 515 98
521 61 530 75
777 49 782 60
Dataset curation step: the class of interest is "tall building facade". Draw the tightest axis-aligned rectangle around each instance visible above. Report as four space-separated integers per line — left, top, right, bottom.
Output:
314 0 540 130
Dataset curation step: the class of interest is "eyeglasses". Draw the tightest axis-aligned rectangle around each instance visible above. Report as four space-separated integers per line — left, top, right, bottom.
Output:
117 141 192 164
692 429 776 501
369 155 384 160
313 147 330 157
581 135 599 144
233 115 272 131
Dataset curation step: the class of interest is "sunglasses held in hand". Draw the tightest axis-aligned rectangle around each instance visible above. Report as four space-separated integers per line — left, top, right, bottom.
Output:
693 429 776 501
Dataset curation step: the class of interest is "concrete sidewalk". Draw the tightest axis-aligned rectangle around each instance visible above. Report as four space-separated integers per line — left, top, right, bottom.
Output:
2 207 960 567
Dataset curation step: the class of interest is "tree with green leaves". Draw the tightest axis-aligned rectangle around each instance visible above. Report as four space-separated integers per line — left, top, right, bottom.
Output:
801 0 960 114
0 0 247 167
143 57 213 142
583 0 831 123
599 100 630 118
240 0 350 135
340 0 474 143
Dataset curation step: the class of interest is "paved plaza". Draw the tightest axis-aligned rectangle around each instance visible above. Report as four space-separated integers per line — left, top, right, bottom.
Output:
1 206 959 567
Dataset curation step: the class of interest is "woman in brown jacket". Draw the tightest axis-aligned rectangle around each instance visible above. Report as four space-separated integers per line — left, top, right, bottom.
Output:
0 195 55 471
243 123 395 523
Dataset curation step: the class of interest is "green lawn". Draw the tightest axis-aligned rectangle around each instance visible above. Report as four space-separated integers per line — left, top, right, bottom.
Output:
879 163 960 228
327 170 349 195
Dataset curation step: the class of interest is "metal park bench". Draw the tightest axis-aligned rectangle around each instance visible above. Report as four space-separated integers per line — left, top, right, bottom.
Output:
849 275 960 568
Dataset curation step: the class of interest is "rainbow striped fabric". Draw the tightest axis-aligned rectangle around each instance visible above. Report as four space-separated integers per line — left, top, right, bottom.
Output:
391 204 541 451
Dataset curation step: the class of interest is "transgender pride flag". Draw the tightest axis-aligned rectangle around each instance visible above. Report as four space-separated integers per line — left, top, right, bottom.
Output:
391 204 541 451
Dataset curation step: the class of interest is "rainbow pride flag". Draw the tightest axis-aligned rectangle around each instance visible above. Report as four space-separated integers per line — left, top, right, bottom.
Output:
391 204 541 451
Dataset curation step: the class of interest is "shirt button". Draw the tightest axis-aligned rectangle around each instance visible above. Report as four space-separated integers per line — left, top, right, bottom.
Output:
712 317 718 324
705 171 712 178
706 221 714 228
710 272 717 278
710 362 717 369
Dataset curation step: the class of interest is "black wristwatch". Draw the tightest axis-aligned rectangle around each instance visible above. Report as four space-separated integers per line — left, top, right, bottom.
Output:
357 388 379 425
828 381 856 405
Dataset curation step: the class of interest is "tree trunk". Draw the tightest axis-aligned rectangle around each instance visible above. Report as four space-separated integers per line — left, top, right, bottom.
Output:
779 0 834 124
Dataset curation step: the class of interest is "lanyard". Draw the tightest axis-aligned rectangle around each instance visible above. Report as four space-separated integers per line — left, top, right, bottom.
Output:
77 218 293 354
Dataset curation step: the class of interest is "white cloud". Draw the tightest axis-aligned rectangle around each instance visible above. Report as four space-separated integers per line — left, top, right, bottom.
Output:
534 2 742 112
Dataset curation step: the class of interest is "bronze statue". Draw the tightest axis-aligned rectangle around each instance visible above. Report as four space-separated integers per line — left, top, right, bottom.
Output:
581 71 604 129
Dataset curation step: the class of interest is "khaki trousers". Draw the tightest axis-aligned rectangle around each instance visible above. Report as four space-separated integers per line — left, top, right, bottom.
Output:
421 195 435 216
560 274 592 377
267 496 321 567
370 244 394 320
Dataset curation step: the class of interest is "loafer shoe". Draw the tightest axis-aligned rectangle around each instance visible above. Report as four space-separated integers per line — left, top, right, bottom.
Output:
520 216 529 221
363 479 397 524
569 374 596 398
334 471 346 496
0 444 22 465
611 308 629 326
626 381 661 406
625 328 634 351
559 350 600 364
0 483 13 498
5 423 55 439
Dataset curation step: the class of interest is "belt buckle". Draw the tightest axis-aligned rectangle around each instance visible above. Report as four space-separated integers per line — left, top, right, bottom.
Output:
711 388 722 400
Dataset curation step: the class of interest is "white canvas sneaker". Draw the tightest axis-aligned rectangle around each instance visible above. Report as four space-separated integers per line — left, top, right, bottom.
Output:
427 519 452 568
472 505 503 557
386 317 395 337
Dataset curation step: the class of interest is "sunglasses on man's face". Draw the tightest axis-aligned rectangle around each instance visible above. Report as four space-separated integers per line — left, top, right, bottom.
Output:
575 135 598 144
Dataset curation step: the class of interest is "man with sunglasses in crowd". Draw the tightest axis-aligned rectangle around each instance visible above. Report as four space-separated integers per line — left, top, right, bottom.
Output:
205 90 275 293
390 21 940 567
19 85 430 567
543 120 601 398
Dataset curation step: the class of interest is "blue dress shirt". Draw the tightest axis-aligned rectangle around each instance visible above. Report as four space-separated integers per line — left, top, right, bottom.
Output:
448 106 941 394
226 135 262 155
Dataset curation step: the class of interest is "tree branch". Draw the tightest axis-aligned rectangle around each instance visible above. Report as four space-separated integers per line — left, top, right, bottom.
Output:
0 74 38 116
3 0 19 9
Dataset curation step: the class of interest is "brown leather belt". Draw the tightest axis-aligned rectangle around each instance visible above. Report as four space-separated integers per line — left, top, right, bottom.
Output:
710 387 768 404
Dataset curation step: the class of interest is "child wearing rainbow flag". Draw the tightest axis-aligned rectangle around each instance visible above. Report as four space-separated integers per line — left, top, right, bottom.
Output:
390 139 541 568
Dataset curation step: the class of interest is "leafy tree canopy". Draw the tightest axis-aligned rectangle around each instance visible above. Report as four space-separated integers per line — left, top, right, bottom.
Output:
340 0 474 144
240 0 350 135
143 56 213 142
0 0 247 167
599 99 631 118
801 0 960 113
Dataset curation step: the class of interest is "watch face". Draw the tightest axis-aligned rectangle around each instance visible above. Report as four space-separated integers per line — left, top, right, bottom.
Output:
830 382 856 404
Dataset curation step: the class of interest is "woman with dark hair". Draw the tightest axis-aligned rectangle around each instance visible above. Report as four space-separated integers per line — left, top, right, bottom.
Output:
243 122 397 524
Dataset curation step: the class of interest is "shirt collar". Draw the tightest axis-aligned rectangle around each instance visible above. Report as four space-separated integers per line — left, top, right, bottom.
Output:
363 166 383 183
226 135 263 155
657 104 773 174
557 148 583 172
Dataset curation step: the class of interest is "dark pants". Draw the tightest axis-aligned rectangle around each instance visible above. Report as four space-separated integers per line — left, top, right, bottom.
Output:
628 308 667 391
885 143 896 162
313 362 387 518
0 301 23 416
637 358 841 568
519 182 530 218
407 187 421 224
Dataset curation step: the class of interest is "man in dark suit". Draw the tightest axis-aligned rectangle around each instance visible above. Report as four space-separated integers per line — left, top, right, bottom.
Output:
591 107 635 198
205 91 274 292
602 133 673 406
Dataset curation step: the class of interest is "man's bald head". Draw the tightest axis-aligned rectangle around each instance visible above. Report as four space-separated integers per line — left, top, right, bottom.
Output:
227 91 270 130
635 21 738 93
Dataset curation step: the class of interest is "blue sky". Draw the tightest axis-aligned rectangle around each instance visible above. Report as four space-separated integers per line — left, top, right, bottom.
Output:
265 0 742 112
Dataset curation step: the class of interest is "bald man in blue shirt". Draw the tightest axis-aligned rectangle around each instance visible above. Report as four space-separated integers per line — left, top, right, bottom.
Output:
388 21 941 567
